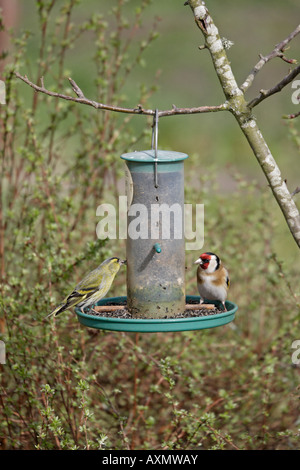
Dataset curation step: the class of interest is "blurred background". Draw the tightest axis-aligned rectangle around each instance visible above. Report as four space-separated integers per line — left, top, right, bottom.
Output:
0 0 299 451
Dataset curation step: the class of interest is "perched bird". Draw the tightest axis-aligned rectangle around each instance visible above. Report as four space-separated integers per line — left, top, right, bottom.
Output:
194 252 229 311
48 257 126 318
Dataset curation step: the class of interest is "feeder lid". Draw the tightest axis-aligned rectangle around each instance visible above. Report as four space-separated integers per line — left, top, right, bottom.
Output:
121 149 188 163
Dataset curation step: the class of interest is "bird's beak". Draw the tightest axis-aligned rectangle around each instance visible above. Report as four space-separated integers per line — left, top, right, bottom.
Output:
194 258 202 265
120 259 127 265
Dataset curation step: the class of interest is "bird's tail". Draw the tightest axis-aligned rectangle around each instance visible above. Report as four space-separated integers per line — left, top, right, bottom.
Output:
47 303 66 318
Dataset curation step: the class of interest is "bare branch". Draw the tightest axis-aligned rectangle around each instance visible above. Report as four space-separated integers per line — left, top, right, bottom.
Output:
240 24 300 93
247 64 300 108
15 72 228 118
68 78 84 99
15 72 153 115
159 103 228 117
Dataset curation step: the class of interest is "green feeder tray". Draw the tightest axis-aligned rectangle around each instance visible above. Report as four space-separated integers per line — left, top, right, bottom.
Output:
75 296 238 333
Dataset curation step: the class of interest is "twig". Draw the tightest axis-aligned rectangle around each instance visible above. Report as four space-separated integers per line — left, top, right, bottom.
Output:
93 305 126 312
291 186 300 197
15 72 228 117
248 64 300 108
185 303 216 310
93 379 131 450
185 0 300 248
270 253 299 304
205 422 240 450
130 333 139 451
240 24 300 92
68 78 85 99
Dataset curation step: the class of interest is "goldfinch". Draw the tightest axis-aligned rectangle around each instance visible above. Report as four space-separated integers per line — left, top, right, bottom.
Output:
194 252 229 311
48 257 126 318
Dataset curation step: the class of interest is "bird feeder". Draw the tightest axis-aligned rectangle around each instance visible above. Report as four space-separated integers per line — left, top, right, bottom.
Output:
76 112 238 332
122 148 187 318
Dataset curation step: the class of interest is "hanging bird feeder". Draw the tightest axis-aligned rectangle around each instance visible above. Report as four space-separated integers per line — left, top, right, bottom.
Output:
123 147 187 319
76 111 238 332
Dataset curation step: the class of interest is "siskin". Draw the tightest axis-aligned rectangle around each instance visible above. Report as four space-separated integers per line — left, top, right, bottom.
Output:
48 257 127 318
194 252 229 311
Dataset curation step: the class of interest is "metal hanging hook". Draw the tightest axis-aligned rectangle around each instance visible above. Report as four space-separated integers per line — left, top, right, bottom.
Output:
151 109 159 188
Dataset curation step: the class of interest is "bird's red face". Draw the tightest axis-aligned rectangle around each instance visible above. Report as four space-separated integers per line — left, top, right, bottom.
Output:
194 253 211 270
